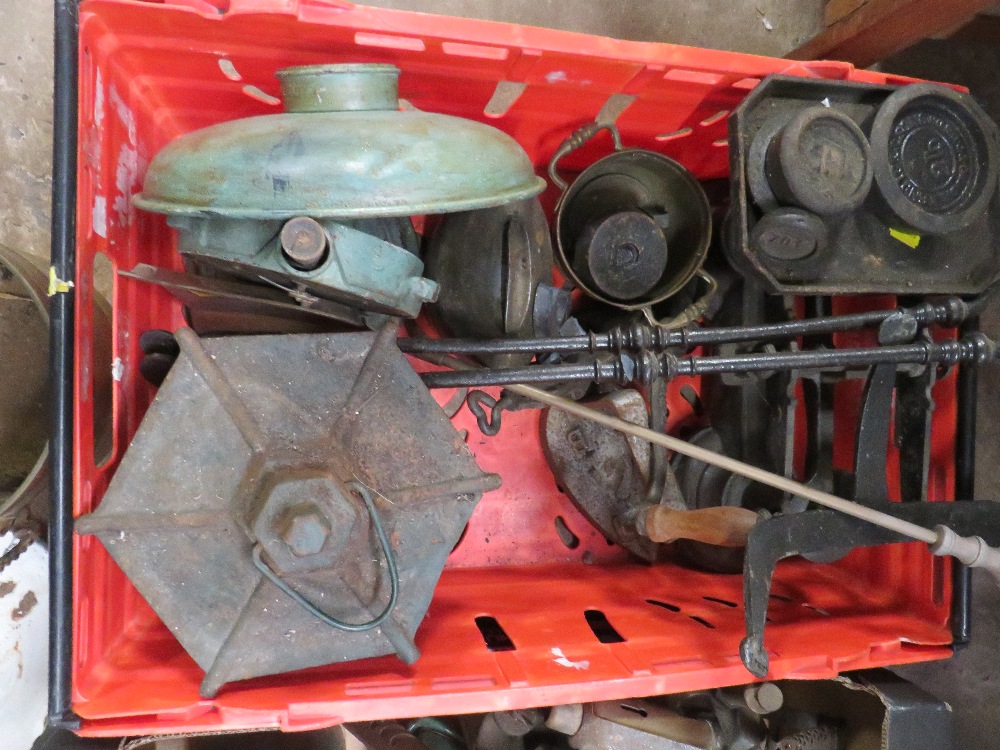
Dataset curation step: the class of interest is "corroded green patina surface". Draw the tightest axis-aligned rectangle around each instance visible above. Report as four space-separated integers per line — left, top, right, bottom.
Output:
134 64 545 219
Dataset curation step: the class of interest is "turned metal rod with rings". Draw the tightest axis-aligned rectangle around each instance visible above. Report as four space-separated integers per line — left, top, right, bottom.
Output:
252 480 399 632
420 334 998 389
399 291 994 358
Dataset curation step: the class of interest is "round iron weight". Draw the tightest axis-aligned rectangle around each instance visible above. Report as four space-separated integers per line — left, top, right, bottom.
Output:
751 207 828 261
869 83 1000 235
572 211 669 301
764 106 872 216
750 207 830 282
555 149 711 310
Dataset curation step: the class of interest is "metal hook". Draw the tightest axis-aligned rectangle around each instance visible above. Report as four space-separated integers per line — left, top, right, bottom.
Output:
642 270 720 329
467 390 510 436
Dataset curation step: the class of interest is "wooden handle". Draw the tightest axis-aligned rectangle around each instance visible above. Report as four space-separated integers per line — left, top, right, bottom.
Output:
426 353 1000 587
642 506 760 546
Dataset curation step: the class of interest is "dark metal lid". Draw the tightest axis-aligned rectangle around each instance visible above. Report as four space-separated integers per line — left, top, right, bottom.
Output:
870 83 1000 235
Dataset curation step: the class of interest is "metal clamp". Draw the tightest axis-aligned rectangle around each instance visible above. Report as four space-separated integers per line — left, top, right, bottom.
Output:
740 498 1000 677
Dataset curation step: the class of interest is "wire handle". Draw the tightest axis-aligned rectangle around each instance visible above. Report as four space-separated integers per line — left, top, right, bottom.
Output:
547 121 623 192
252 480 399 632
642 270 720 329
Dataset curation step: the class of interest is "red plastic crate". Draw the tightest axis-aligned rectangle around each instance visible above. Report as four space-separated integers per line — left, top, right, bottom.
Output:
72 0 957 737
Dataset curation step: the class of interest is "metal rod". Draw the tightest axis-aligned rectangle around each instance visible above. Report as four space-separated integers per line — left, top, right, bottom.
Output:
420 335 997 390
48 0 81 731
508 382 939 544
424 360 610 388
399 297 978 357
403 332 596 356
675 341 936 375
953 315 980 646
418 352 1000 582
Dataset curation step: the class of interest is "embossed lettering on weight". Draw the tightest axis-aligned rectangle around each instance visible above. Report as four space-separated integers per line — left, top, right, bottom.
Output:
817 142 846 180
761 228 814 260
888 109 975 212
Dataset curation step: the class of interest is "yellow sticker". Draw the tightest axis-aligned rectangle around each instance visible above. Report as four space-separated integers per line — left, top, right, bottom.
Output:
889 228 921 249
47 266 75 296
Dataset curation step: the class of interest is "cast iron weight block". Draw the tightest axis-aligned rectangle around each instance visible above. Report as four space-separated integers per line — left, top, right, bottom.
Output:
762 105 873 216
869 83 1000 236
727 75 1000 294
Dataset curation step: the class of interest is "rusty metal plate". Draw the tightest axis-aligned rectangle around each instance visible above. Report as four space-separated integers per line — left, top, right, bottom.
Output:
76 326 498 697
541 390 684 562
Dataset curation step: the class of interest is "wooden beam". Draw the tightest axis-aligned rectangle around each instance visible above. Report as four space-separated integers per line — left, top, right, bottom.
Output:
789 0 997 67
824 0 869 26
949 14 1000 44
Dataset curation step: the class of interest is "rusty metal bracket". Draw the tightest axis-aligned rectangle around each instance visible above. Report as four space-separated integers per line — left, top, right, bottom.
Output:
121 263 367 333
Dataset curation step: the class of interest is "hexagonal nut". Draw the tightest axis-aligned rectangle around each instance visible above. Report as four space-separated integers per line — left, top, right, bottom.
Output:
252 472 359 574
280 506 331 557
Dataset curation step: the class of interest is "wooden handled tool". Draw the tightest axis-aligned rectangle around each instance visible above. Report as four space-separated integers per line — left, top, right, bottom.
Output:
417 352 1000 581
504 380 1000 582
638 505 760 546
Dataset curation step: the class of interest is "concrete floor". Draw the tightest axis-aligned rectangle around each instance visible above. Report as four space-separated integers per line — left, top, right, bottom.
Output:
0 1 54 260
3 1 1000 748
356 0 823 56
879 39 1000 750
0 0 822 261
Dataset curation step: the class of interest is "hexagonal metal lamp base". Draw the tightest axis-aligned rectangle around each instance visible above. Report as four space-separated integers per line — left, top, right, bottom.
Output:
76 325 498 697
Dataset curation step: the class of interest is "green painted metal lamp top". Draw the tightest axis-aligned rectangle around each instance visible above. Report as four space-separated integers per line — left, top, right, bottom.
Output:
133 64 545 219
